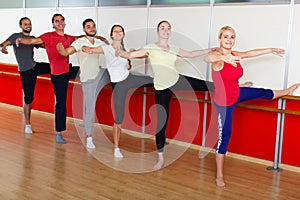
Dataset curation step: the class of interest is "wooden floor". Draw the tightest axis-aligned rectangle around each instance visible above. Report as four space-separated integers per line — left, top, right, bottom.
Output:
0 103 300 200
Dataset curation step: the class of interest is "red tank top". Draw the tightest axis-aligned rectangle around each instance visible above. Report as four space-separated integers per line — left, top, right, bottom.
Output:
212 58 243 106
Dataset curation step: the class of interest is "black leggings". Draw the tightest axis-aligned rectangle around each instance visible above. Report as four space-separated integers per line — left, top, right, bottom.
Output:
111 73 153 124
154 75 214 152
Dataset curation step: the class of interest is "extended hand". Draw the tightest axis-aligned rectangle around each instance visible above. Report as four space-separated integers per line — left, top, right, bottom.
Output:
115 48 124 57
56 42 64 52
1 46 8 54
15 38 21 47
81 46 93 54
240 81 253 87
211 47 219 52
272 48 285 57
222 54 241 64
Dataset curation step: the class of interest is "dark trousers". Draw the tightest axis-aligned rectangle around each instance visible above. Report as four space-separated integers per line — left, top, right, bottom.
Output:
50 72 69 132
154 75 214 152
111 73 153 124
19 62 50 104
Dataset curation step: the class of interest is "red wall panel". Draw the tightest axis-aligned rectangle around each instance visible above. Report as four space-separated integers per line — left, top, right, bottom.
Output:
281 99 300 167
32 76 55 113
70 81 84 120
0 64 22 107
1 63 300 167
229 100 278 161
122 90 148 132
95 86 114 126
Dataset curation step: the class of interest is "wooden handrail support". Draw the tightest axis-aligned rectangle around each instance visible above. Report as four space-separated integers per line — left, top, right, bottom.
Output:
1 70 300 116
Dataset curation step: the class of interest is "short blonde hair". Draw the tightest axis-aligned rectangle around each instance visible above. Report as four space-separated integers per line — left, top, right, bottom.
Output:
218 26 235 39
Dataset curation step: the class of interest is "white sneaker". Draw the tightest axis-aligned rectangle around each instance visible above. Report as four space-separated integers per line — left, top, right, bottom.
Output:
86 137 95 149
25 125 33 134
114 148 123 158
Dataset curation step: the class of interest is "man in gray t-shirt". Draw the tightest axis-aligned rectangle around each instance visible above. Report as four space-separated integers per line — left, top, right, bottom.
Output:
0 17 50 134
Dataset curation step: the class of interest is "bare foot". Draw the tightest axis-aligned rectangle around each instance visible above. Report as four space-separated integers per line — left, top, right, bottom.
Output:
240 81 253 87
287 83 300 95
215 177 226 189
153 152 164 171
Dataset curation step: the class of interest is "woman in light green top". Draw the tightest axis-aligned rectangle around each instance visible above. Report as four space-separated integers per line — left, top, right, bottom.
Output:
117 20 215 170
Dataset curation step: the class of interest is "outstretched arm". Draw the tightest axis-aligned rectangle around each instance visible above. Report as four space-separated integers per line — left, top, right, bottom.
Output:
56 42 76 57
116 48 148 59
203 51 241 64
81 45 104 54
0 40 11 54
233 48 285 59
16 37 43 47
178 47 218 58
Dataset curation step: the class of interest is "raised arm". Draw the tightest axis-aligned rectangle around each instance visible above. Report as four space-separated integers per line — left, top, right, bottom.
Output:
56 42 76 57
16 37 43 47
178 47 217 58
233 48 285 59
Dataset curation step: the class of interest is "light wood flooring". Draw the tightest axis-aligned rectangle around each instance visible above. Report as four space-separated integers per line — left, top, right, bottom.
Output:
0 103 299 200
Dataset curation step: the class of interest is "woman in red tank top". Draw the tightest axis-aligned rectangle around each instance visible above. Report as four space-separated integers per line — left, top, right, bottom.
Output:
204 26 300 188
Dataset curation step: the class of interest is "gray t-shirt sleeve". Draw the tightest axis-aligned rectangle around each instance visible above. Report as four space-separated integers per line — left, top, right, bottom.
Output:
7 33 19 45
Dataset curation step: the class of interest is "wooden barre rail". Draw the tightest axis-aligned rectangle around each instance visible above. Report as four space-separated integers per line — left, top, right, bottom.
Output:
0 69 80 85
133 89 300 116
2 70 300 116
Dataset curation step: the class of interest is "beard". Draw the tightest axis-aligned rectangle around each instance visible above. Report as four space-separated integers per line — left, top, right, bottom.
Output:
23 29 31 33
86 32 96 37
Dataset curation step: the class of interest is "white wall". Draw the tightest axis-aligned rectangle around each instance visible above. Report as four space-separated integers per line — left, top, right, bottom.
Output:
288 4 300 92
212 4 290 90
149 6 211 80
0 4 299 95
97 7 149 74
0 9 25 64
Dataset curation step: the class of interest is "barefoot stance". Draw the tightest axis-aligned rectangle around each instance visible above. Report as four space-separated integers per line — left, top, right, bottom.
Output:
203 26 299 191
216 177 226 188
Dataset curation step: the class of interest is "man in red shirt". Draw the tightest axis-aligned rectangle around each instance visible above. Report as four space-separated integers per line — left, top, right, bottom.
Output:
16 13 107 144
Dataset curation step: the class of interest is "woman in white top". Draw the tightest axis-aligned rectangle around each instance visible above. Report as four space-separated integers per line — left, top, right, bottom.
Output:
83 24 153 158
116 20 216 170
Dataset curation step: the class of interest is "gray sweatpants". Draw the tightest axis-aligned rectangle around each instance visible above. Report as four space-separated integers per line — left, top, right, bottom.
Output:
82 68 110 135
